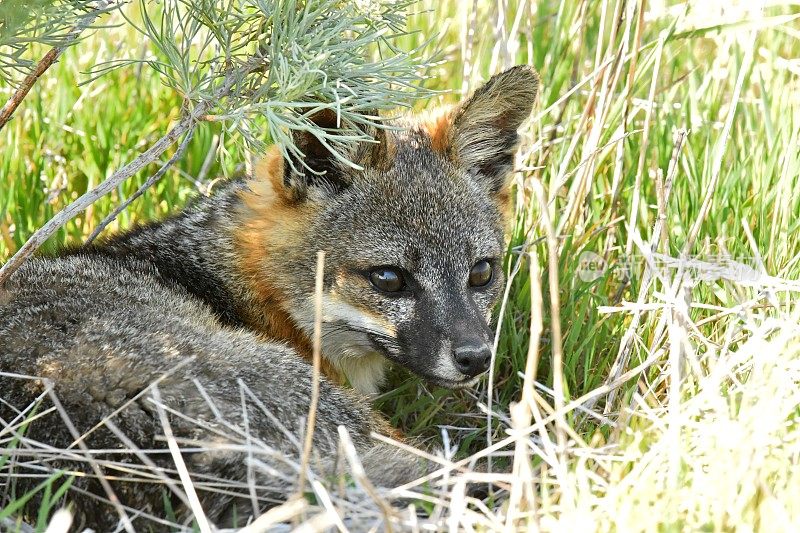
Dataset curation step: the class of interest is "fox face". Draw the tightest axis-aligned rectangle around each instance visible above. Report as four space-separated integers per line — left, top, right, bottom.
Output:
235 66 539 394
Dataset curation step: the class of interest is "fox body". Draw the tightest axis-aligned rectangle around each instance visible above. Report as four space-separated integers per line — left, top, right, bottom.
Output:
0 66 538 529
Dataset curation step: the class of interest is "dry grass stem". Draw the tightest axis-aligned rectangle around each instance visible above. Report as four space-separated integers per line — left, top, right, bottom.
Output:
297 250 326 498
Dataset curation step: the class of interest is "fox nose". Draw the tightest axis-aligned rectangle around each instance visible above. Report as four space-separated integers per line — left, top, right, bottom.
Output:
453 342 492 377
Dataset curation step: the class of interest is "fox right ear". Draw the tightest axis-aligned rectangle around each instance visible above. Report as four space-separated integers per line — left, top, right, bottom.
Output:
427 65 539 195
284 109 391 201
283 109 351 199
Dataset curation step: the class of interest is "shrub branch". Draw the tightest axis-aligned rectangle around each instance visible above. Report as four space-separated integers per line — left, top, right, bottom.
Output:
0 68 243 284
0 0 118 131
85 127 196 244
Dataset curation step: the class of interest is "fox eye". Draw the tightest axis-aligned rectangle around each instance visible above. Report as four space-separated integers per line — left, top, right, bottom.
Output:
369 267 406 293
469 260 493 287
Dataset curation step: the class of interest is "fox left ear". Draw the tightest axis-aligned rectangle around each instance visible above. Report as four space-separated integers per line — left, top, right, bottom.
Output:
428 65 539 195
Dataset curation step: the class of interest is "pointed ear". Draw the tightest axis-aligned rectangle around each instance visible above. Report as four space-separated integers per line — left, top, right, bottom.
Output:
284 109 392 201
427 65 539 194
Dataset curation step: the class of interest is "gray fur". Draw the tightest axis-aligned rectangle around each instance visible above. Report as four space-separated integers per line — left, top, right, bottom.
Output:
0 256 425 530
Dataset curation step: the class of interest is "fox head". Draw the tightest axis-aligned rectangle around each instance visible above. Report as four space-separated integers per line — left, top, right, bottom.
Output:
235 66 539 395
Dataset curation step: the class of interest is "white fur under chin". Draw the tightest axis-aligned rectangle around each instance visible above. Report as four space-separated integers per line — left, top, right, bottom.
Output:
336 353 387 396
290 294 394 396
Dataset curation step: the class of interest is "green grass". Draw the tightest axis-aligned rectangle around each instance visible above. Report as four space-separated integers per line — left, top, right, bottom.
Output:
3 0 800 530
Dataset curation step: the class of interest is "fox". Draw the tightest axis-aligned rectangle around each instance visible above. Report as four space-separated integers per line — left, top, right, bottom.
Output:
0 65 538 530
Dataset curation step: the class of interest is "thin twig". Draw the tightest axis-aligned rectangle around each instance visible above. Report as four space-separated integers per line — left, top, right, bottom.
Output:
522 246 544 409
532 181 566 454
240 378 261 520
504 243 543 531
0 1 118 131
197 134 221 185
150 386 213 533
486 227 524 470
656 129 687 251
337 426 396 531
44 384 136 533
85 127 196 244
237 498 308 533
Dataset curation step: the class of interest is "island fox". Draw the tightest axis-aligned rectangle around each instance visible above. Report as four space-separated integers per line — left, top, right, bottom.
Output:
0 65 538 529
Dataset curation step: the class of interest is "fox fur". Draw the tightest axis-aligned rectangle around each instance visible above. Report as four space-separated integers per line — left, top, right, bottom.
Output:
0 65 539 529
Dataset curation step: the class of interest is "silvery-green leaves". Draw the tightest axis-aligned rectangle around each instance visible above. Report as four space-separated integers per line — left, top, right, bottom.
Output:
98 0 432 167
0 0 119 84
1 0 431 166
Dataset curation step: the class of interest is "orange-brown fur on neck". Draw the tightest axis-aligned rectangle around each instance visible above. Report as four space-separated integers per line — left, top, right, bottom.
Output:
234 146 341 383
